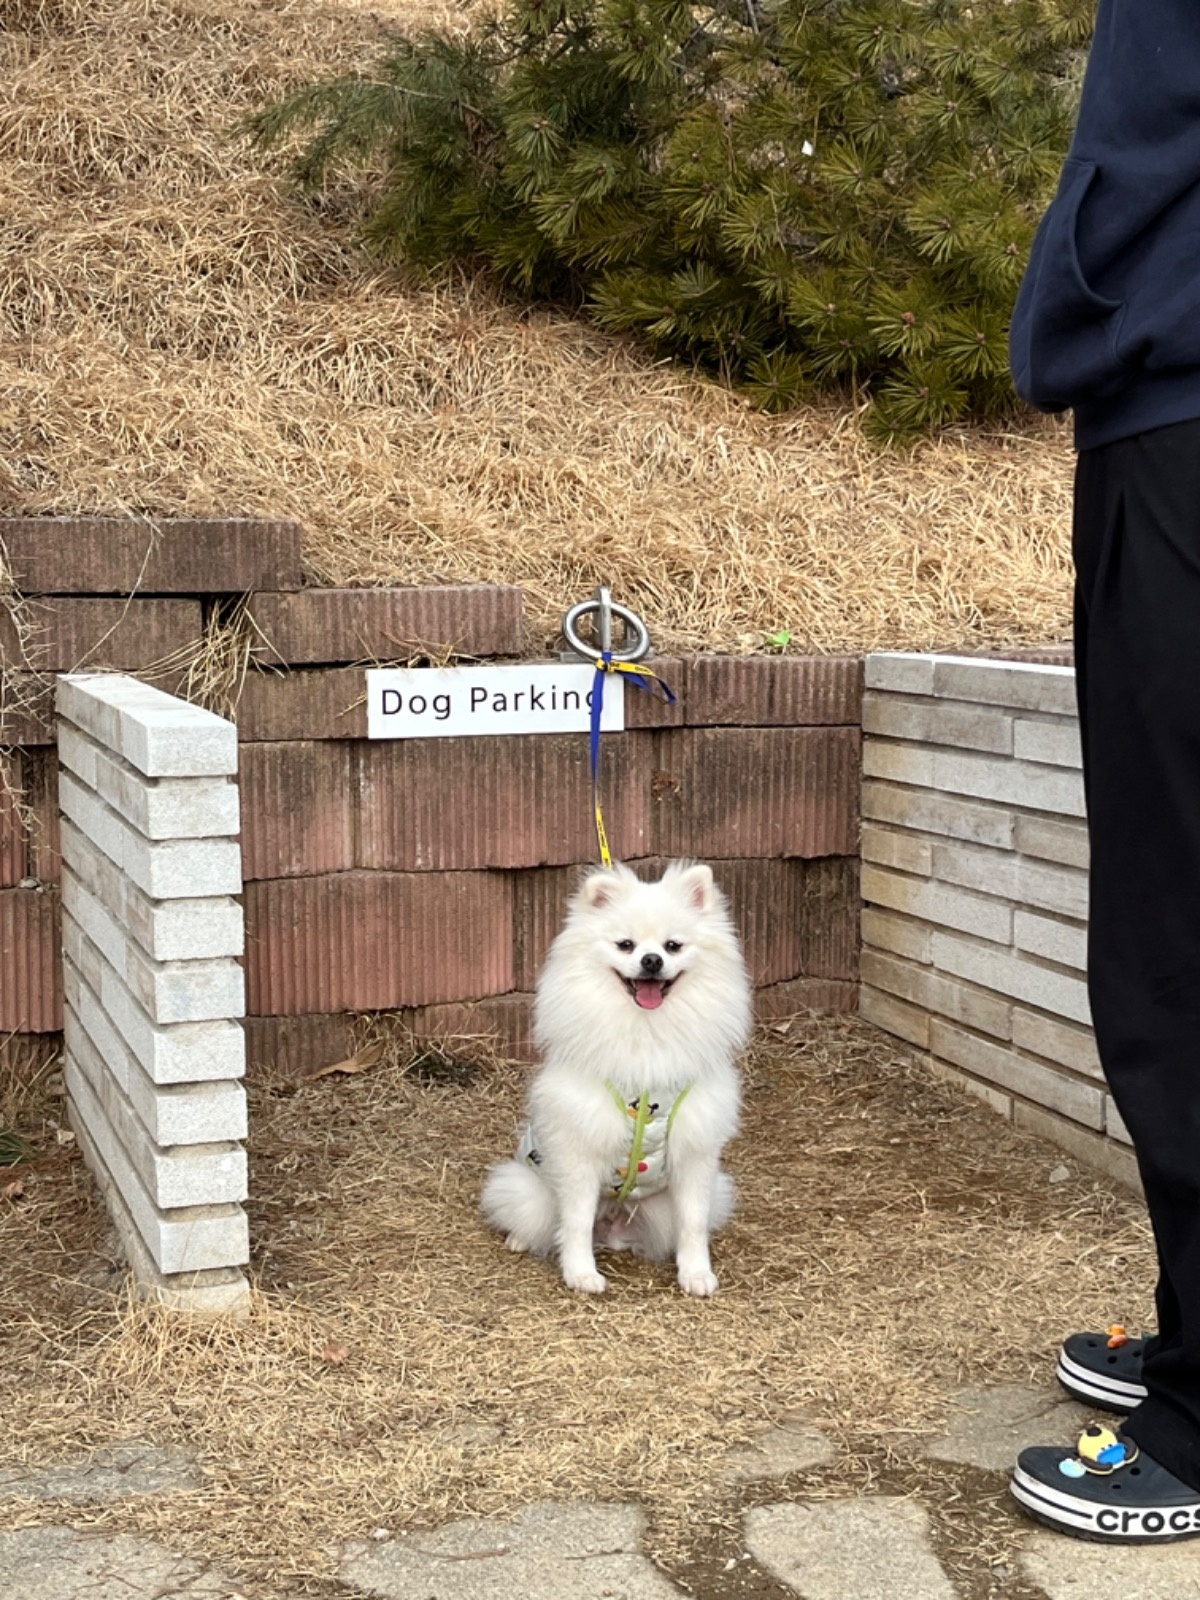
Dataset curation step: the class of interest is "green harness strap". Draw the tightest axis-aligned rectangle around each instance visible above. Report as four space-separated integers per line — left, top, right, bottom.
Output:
604 1080 693 1203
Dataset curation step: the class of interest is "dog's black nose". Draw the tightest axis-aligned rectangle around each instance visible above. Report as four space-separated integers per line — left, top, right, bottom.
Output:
640 952 664 975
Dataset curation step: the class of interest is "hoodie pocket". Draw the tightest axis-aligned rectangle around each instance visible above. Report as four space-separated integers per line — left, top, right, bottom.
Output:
1011 158 1130 409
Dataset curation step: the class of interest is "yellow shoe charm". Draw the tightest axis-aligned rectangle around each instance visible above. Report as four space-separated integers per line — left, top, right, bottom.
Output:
1059 1424 1140 1479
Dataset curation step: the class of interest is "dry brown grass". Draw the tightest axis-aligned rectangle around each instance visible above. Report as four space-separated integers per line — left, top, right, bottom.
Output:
0 1017 1152 1595
0 0 1075 655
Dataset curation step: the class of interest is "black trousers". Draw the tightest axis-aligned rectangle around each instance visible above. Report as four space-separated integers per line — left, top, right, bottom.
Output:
1075 415 1200 1491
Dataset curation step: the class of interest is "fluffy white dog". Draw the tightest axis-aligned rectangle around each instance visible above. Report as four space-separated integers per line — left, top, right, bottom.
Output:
482 860 752 1297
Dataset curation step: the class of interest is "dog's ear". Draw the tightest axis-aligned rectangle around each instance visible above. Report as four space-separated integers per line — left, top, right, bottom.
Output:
580 869 622 909
674 862 715 911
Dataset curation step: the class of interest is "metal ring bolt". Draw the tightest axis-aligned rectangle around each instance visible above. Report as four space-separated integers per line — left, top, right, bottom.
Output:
562 591 651 663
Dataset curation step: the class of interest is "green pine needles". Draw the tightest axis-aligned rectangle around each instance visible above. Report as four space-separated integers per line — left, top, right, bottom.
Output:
250 0 1094 440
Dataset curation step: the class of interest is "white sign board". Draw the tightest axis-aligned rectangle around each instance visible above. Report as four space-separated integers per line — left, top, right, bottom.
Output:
366 664 625 740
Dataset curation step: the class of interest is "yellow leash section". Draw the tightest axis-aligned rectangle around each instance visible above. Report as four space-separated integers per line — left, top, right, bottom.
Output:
615 1090 651 1203
594 793 614 873
604 1081 693 1202
589 653 676 868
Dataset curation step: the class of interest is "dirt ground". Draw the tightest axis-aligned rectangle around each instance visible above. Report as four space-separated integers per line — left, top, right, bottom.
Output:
0 1014 1153 1599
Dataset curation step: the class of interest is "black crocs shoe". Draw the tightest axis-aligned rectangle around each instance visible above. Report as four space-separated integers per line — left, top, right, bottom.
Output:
1011 1424 1200 1542
1056 1327 1149 1413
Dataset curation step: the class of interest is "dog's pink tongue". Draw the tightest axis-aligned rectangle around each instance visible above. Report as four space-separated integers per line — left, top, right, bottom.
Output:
634 980 665 1010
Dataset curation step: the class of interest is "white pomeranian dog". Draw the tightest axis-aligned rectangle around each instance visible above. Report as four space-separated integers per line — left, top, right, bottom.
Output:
482 860 752 1297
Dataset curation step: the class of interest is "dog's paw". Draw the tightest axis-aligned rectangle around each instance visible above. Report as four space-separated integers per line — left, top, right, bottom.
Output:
563 1266 608 1294
505 1232 532 1253
678 1267 719 1298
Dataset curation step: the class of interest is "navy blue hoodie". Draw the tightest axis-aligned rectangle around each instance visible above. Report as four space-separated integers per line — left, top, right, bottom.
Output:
1010 0 1200 449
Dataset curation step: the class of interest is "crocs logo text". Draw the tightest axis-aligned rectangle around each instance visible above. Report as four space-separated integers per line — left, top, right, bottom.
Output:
1095 1508 1200 1534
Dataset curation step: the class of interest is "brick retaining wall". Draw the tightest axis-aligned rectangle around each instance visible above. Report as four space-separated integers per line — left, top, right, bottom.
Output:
3 518 1135 1200
1 518 862 1081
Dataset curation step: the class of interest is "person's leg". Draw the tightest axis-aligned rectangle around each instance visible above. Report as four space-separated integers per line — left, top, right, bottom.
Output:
1010 420 1200 1540
1074 418 1200 1490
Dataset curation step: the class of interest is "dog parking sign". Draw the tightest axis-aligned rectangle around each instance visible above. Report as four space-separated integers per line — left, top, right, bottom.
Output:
366 664 625 739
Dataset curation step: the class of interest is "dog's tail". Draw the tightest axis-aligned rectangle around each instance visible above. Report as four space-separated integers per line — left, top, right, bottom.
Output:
481 1159 558 1256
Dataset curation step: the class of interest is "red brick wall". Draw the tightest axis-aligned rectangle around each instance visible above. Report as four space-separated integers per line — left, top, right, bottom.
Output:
0 518 862 1072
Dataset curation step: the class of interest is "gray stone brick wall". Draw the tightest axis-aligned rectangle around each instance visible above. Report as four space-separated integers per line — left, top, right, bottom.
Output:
861 653 1137 1190
57 675 250 1314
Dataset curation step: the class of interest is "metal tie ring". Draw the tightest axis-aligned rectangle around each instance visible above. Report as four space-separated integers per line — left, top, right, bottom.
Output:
562 590 651 663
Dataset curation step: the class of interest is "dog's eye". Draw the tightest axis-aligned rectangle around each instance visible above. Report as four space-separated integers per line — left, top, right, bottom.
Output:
664 940 682 954
616 939 635 953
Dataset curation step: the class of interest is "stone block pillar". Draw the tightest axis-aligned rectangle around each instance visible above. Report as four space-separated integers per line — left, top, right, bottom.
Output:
57 674 249 1315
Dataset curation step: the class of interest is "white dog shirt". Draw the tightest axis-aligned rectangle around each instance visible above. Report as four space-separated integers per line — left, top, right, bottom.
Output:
517 1082 692 1203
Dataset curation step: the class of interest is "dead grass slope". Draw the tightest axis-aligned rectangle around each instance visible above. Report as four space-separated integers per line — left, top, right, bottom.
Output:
0 0 1075 653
